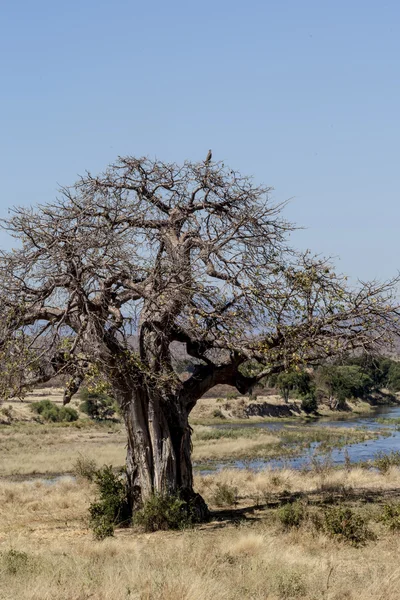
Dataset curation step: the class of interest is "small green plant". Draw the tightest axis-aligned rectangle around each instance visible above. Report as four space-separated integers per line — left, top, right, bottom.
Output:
324 506 374 546
89 465 130 539
226 391 239 400
278 500 306 529
374 450 400 473
212 483 238 507
79 387 118 420
212 408 225 419
380 503 400 530
30 399 78 422
134 492 194 532
73 454 97 481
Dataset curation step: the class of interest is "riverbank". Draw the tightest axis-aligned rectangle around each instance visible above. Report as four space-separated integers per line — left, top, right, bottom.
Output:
192 423 384 470
189 393 400 425
2 466 400 599
0 416 386 479
3 387 399 430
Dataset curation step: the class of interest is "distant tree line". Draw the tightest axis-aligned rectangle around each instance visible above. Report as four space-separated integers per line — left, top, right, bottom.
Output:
266 354 400 412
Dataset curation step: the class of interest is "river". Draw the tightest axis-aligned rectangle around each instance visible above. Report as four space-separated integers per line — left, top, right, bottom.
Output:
202 403 400 472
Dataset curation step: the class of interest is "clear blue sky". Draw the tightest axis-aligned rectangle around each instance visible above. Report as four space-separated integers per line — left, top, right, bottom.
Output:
1 0 399 282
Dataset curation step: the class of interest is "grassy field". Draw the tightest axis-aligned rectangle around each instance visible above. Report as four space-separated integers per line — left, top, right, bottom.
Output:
2 467 400 598
1 389 400 599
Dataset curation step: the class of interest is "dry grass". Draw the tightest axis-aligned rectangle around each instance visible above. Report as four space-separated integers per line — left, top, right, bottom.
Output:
0 423 126 477
2 389 400 599
2 468 400 599
193 433 280 461
195 465 400 501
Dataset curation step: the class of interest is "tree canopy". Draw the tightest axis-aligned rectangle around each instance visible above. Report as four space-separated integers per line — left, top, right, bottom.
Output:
0 155 399 514
1 157 398 397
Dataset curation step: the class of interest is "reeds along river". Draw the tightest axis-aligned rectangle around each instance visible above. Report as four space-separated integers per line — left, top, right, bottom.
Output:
206 404 400 472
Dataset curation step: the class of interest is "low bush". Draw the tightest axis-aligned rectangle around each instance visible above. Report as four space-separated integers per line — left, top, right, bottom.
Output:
73 454 97 481
301 395 318 414
380 503 400 530
30 399 78 423
89 465 130 539
212 409 225 419
212 483 238 507
79 388 118 420
324 506 374 546
278 501 306 529
134 493 194 532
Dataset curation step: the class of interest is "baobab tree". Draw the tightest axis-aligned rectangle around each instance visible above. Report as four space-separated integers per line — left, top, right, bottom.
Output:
0 155 399 519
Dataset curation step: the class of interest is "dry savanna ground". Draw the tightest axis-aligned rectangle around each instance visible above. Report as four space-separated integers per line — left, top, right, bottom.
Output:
1 390 400 599
2 468 400 599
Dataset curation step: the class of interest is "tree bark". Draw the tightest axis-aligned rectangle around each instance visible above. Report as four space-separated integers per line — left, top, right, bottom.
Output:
120 382 209 521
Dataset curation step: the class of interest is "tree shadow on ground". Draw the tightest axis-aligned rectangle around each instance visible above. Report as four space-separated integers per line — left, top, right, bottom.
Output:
205 486 400 529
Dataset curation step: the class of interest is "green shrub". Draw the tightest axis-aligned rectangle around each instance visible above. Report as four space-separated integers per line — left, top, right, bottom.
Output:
134 493 194 532
278 501 306 529
300 395 318 414
380 503 400 530
59 406 79 421
212 483 238 507
374 450 400 473
226 391 239 400
212 409 225 419
275 370 315 404
324 506 374 546
30 399 78 422
89 465 130 539
387 361 400 392
318 365 373 406
79 388 118 420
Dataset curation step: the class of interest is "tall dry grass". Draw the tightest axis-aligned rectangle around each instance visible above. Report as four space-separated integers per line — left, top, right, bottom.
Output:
2 468 400 599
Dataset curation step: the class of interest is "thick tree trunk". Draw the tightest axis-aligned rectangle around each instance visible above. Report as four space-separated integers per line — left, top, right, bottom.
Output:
120 382 209 522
